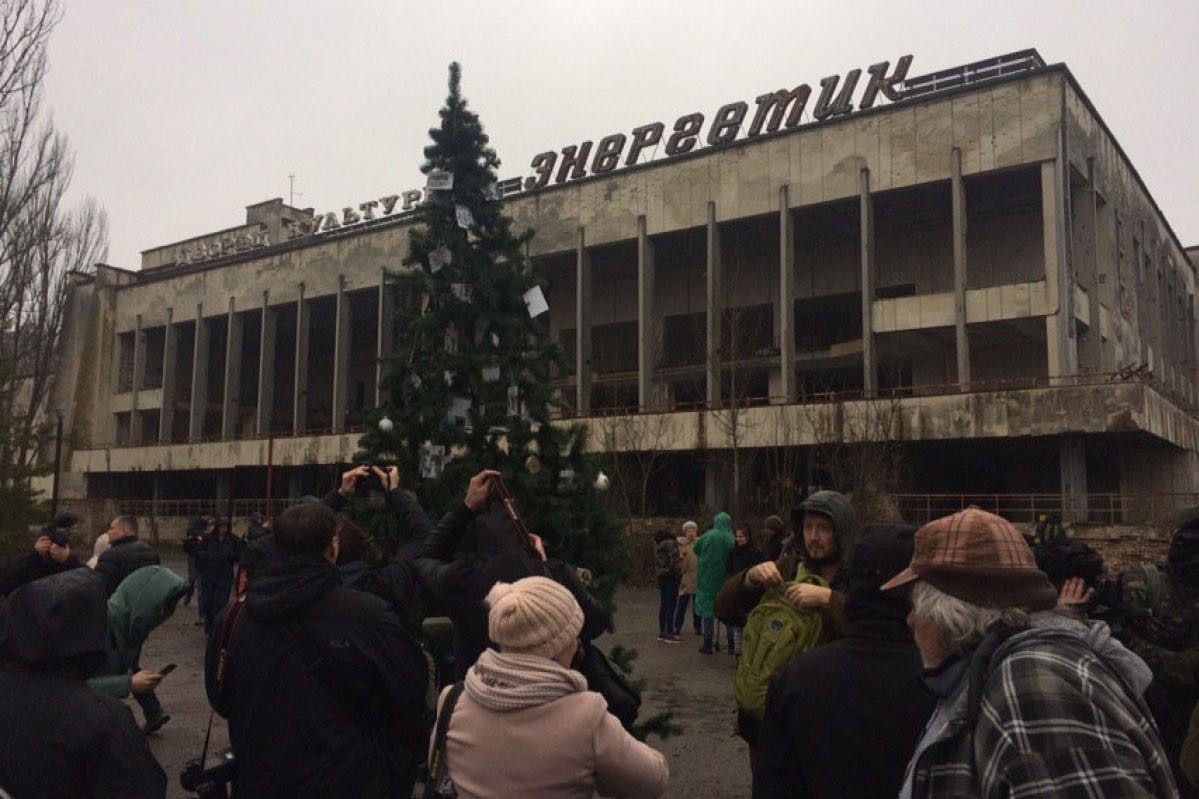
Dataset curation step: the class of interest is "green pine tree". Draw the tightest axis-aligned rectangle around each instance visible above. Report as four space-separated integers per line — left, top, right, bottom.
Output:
355 62 628 606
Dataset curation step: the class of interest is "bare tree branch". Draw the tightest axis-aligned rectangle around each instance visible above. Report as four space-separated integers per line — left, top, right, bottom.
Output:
0 0 107 524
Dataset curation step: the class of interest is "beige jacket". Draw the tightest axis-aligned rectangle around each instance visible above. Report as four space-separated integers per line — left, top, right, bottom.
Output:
677 539 698 595
434 669 668 798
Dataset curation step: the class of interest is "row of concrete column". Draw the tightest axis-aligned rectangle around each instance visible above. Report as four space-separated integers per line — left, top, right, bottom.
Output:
573 146 1071 413
127 270 396 444
128 150 1074 438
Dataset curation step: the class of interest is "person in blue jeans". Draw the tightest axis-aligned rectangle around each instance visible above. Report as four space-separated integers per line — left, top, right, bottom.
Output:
654 527 682 642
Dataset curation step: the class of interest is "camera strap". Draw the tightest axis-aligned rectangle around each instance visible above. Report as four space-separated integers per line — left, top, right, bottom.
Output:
196 596 247 770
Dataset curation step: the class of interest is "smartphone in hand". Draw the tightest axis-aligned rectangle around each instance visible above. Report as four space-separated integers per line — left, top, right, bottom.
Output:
158 663 177 677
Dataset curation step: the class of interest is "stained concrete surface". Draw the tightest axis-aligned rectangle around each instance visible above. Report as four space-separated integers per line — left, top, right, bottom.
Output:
143 554 751 798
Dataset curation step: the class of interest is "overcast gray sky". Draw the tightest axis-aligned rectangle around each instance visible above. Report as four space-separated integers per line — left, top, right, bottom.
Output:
46 0 1199 269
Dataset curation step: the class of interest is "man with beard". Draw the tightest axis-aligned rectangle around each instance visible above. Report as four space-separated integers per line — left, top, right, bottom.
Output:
753 524 934 799
715 490 859 745
716 490 859 639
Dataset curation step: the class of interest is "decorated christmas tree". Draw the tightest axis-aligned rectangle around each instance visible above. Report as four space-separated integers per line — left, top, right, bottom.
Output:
356 63 628 605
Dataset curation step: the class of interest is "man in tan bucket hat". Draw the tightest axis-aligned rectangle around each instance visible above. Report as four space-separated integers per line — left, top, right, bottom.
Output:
887 507 1177 799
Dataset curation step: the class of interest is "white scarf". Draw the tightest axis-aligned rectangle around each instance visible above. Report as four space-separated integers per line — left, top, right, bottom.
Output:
464 648 588 711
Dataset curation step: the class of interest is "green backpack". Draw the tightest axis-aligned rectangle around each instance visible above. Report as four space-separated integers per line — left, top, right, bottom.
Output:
734 572 830 722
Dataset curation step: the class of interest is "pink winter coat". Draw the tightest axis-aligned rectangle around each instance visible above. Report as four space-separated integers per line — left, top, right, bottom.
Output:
433 649 669 799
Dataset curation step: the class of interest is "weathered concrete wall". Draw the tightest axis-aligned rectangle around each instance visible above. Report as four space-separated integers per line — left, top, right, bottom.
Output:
1065 79 1196 404
63 382 1194 487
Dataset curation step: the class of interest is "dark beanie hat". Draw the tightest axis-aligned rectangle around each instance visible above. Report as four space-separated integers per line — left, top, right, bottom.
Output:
844 523 918 624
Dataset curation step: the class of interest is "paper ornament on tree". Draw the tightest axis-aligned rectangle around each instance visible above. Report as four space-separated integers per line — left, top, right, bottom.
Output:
481 365 501 383
419 443 447 478
522 285 549 318
525 454 542 474
490 332 500 348
444 327 458 355
426 171 454 190
377 416 394 433
594 471 610 492
444 370 454 387
482 183 501 201
507 384 520 417
455 205 474 229
450 283 474 303
557 467 577 492
428 245 451 273
449 397 471 422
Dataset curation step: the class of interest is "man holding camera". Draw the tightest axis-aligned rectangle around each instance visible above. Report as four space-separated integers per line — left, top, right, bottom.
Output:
205 500 429 799
0 513 84 598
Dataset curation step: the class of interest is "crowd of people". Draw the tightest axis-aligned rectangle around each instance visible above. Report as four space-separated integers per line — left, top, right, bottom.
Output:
3 470 1199 798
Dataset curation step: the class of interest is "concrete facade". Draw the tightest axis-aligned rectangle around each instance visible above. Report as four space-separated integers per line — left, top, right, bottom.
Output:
44 57 1199 520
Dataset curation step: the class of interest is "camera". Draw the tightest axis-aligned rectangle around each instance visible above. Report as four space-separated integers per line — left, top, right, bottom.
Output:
180 748 236 799
42 513 78 548
353 462 386 498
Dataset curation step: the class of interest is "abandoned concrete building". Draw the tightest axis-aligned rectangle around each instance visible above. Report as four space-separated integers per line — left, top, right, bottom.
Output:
44 51 1199 525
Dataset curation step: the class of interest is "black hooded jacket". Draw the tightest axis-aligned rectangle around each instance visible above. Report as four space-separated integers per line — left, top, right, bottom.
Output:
0 569 167 799
94 536 161 596
752 524 933 799
415 503 611 679
205 549 429 799
326 488 432 617
0 549 83 597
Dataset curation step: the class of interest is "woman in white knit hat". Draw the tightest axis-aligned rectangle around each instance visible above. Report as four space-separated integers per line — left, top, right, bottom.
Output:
428 575 669 798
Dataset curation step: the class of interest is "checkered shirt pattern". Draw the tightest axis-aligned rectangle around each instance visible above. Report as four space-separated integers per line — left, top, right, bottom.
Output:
906 629 1179 798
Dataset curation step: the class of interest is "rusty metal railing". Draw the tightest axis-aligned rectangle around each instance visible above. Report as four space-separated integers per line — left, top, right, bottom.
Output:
893 492 1199 527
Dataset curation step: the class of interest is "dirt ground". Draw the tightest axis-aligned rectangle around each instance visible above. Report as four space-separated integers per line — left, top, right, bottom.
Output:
143 554 750 798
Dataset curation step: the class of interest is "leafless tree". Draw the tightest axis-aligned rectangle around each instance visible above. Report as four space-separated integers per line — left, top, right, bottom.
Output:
760 409 805 524
798 375 906 524
706 232 775 519
596 411 675 535
0 0 108 519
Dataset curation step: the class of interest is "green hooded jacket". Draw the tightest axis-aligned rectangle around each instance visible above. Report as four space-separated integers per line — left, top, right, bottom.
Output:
694 512 736 619
86 565 187 699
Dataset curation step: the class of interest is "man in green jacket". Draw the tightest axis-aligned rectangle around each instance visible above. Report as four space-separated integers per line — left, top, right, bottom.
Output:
86 565 188 733
694 512 736 654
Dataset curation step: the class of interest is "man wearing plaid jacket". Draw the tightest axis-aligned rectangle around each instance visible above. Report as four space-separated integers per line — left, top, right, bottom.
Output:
883 507 1178 799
